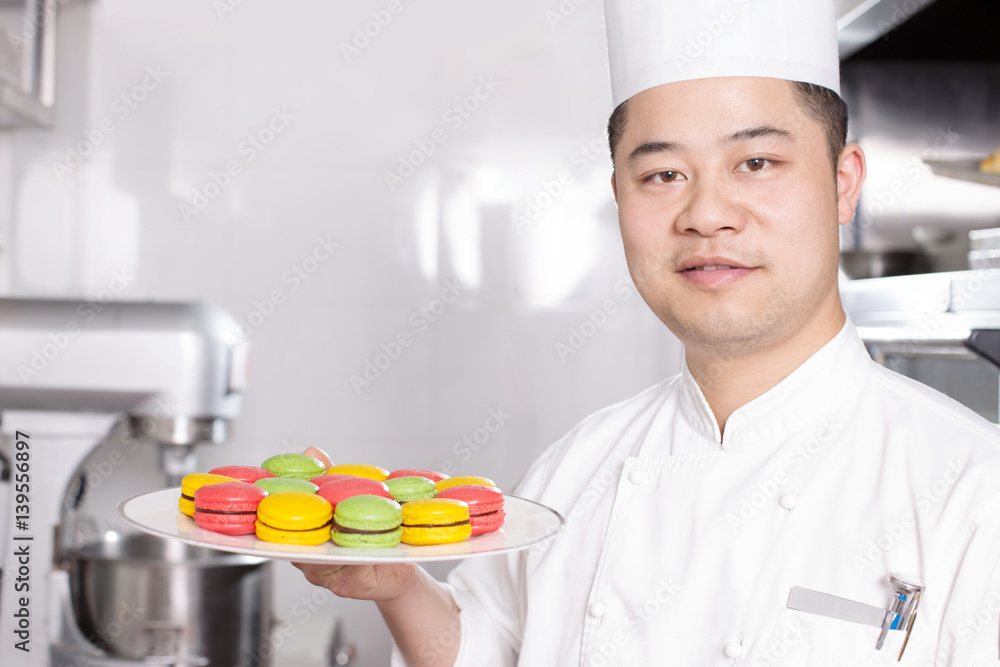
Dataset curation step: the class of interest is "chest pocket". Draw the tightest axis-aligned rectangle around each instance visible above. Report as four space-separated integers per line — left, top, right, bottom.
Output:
748 608 904 667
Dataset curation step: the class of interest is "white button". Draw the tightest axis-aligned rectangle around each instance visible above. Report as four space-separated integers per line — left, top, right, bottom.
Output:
589 602 606 618
628 469 646 485
779 493 799 510
724 641 743 659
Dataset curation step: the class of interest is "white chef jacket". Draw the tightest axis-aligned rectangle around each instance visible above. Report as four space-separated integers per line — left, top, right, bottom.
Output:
392 319 1000 666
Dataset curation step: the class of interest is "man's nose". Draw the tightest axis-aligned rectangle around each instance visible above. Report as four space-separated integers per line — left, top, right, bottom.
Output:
673 177 746 237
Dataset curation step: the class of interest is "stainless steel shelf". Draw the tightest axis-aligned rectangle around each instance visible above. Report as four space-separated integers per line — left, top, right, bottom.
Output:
924 159 1000 189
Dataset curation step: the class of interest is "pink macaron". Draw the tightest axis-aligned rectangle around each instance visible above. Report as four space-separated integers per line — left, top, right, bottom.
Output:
436 484 505 536
194 481 268 535
309 473 357 488
387 468 450 483
316 477 393 511
208 465 276 484
302 446 334 469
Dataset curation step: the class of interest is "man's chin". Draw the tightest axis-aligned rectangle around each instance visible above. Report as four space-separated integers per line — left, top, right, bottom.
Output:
663 314 776 356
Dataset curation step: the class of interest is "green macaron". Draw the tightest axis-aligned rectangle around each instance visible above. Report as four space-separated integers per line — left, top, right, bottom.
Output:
255 477 319 495
384 476 437 503
261 453 325 480
332 495 403 548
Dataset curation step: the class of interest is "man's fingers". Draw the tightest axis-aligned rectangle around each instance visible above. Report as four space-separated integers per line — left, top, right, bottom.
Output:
291 562 417 602
291 562 377 598
291 562 348 587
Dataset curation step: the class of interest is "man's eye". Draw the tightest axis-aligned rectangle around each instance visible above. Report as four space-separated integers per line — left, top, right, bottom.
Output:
647 171 681 183
741 158 771 172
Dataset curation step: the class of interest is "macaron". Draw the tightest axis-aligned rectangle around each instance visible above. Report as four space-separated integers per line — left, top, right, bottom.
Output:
400 498 472 545
331 495 403 548
317 477 393 511
209 465 276 484
179 473 237 516
387 468 450 483
194 481 267 535
302 446 334 469
262 453 326 480
326 463 390 481
255 492 333 546
437 485 506 536
255 477 318 495
385 476 437 503
435 475 497 493
309 474 357 488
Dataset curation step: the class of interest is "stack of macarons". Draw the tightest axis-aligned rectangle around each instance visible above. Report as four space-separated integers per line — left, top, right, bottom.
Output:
437 484 506 536
176 446 505 547
179 473 238 516
255 492 333 546
400 498 472 545
331 495 403 547
193 481 267 535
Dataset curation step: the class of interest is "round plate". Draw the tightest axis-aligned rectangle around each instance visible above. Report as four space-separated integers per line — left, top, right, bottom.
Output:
118 487 565 564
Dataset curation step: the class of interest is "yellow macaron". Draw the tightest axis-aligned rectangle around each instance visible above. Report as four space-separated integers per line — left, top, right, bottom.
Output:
255 492 333 546
401 498 472 545
434 475 497 492
179 473 237 516
326 463 390 482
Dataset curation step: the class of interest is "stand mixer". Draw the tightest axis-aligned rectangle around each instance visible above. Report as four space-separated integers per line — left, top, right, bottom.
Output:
0 298 273 667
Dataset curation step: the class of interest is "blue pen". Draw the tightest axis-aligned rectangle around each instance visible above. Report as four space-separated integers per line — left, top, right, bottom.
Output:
875 574 924 654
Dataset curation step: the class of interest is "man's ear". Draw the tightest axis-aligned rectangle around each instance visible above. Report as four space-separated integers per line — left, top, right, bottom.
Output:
836 144 866 227
611 172 618 203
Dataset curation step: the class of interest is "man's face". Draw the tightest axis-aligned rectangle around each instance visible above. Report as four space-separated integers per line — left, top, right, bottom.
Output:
613 76 854 357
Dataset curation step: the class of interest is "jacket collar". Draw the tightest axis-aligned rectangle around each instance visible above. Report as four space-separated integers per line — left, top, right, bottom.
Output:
676 317 873 450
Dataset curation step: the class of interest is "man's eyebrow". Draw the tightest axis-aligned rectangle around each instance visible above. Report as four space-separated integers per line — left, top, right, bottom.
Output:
726 125 794 144
626 126 793 164
627 140 684 164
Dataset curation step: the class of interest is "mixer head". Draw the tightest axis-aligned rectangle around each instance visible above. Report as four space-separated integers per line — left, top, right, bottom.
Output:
129 415 229 485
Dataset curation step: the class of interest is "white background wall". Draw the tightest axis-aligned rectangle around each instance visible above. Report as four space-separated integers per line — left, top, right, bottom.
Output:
1 1 682 664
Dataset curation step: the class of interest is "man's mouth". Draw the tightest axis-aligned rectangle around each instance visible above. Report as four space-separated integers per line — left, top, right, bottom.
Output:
677 254 752 271
676 258 753 285
685 265 737 271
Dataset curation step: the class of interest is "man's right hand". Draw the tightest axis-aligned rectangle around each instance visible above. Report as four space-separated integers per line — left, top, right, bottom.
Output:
293 562 418 602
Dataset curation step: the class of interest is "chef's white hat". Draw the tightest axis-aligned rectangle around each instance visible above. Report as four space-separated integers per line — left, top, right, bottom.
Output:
604 0 841 107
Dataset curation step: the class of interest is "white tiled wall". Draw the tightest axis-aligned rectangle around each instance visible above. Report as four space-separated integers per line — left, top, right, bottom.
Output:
3 1 682 664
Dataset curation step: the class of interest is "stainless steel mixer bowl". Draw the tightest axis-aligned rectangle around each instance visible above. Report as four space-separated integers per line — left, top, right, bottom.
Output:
69 533 273 665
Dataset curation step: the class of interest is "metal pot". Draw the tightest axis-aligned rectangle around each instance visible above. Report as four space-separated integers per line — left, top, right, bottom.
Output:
68 533 273 666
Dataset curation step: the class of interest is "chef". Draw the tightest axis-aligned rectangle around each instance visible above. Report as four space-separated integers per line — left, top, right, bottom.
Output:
295 0 1000 664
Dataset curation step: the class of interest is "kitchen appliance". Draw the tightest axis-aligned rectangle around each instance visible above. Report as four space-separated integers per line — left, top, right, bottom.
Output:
968 227 1000 270
838 250 932 280
0 0 57 125
841 270 1000 423
68 532 271 665
0 298 272 667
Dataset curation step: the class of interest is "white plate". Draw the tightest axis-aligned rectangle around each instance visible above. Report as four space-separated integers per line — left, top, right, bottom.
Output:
118 487 565 564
